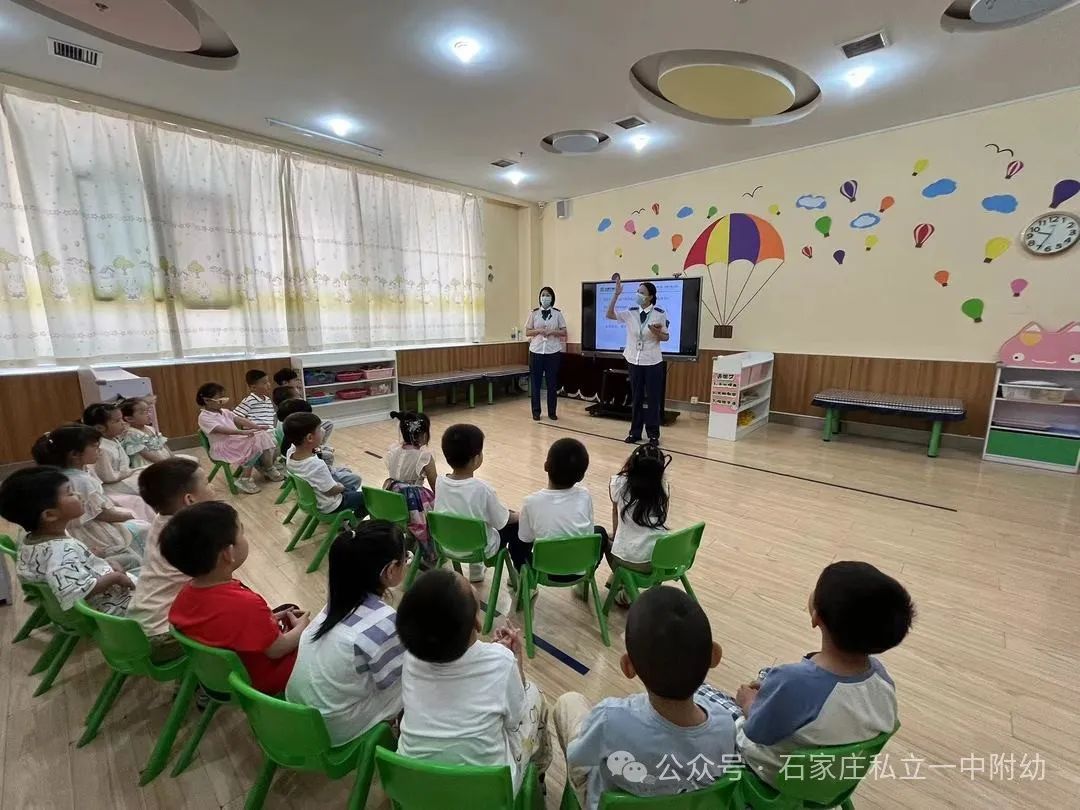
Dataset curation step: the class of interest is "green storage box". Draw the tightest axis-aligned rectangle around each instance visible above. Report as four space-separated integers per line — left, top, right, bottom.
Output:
986 429 1080 469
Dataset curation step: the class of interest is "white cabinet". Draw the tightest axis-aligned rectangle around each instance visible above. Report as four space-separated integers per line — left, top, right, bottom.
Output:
291 349 397 429
707 352 773 441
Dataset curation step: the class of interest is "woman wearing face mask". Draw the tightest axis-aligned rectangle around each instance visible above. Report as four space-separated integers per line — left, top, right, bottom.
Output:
524 286 567 421
605 278 669 446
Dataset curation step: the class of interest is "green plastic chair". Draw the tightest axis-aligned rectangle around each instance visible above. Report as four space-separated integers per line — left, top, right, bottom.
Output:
20 580 94 695
515 534 610 658
167 628 250 778
198 430 241 495
375 745 541 810
738 728 898 810
0 534 50 644
283 474 359 573
363 487 421 586
275 476 299 524
426 511 517 634
602 522 705 615
73 600 196 784
558 767 742 809
227 671 395 810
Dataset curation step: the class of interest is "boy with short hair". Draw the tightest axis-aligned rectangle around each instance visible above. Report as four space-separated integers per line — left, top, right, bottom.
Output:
276 399 359 489
721 561 912 788
396 570 550 792
273 367 302 392
163 501 309 694
0 466 136 615
434 424 519 582
556 586 737 809
235 369 277 430
518 438 607 581
128 458 215 660
272 385 299 409
272 371 335 441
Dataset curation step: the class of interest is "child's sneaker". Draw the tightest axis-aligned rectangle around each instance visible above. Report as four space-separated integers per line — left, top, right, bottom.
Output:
262 467 284 482
468 563 486 583
236 478 261 494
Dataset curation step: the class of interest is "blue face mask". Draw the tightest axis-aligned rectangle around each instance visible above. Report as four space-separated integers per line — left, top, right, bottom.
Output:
636 293 648 308
540 295 553 309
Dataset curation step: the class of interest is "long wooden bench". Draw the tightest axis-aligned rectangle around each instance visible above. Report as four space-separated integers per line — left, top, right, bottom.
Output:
811 389 966 457
398 365 531 412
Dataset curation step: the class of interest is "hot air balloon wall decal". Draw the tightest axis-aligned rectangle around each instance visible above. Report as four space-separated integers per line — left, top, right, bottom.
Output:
682 212 785 339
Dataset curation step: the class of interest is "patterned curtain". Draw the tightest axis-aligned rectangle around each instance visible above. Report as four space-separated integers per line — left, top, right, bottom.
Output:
0 86 485 368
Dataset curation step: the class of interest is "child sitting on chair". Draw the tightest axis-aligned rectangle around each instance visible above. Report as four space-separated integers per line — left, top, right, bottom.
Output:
697 561 913 788
163 501 309 695
120 397 190 468
127 458 216 662
283 412 364 515
384 410 437 563
31 425 147 568
234 369 278 430
273 368 335 442
196 382 280 494
396 569 550 792
0 466 137 615
519 438 607 575
82 403 156 522
556 586 737 809
277 399 359 489
607 445 671 607
433 424 520 583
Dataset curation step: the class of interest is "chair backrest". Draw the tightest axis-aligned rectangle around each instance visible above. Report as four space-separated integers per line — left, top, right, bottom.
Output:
289 474 320 514
362 486 410 527
375 746 517 810
21 581 94 634
598 770 741 809
0 534 16 559
197 430 211 452
649 522 705 577
74 599 154 675
171 628 249 692
774 728 897 805
426 512 488 561
227 671 333 769
531 534 601 580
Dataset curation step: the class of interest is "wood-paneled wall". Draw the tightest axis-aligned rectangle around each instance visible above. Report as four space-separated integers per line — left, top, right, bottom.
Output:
565 345 997 437
0 343 531 465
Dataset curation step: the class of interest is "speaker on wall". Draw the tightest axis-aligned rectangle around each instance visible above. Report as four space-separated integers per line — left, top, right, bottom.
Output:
556 199 572 219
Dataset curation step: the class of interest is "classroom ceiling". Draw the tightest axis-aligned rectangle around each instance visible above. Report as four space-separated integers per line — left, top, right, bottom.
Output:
1 0 1079 203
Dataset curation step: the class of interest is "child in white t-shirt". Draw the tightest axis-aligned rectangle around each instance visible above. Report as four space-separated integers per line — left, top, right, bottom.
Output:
433 424 519 583
608 445 671 606
519 438 607 585
385 410 437 562
396 569 550 793
283 413 364 515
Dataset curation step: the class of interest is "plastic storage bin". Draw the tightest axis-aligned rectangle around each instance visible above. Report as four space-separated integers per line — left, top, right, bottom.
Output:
1000 383 1070 403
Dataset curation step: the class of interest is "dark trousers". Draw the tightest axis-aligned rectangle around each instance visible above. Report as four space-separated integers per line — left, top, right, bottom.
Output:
530 351 562 417
628 361 665 440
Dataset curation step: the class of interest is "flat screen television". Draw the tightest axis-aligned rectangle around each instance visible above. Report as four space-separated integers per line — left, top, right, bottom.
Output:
580 276 702 360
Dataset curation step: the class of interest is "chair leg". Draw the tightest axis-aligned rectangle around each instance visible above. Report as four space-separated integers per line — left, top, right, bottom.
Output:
451 561 464 575
588 575 611 648
13 604 48 643
306 514 348 574
274 479 293 505
139 669 198 785
34 633 80 696
623 577 642 605
78 670 128 747
840 800 855 810
520 569 536 659
244 756 279 810
346 739 379 810
285 514 314 552
482 551 506 635
403 545 424 589
602 570 628 616
207 463 219 483
679 575 698 603
222 465 239 496
170 698 222 777
29 630 66 675
282 502 300 526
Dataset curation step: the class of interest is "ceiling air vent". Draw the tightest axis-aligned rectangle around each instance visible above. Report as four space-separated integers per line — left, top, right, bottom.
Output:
840 31 888 60
490 158 517 169
48 37 101 68
612 115 648 130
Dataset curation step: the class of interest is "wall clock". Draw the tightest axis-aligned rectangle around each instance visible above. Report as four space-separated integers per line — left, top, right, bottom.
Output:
1021 212 1079 256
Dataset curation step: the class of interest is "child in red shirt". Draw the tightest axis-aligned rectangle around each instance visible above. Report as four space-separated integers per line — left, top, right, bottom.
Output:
162 501 308 694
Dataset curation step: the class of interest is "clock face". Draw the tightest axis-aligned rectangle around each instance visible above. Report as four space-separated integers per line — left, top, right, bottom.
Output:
1022 212 1080 255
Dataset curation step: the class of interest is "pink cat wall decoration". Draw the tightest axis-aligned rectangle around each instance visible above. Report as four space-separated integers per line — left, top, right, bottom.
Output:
998 321 1080 367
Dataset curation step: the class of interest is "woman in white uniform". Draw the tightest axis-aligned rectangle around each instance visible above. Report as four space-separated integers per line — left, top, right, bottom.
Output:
524 286 567 421
606 279 668 446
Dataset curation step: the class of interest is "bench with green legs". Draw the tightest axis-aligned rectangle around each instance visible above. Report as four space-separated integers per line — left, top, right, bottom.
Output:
812 389 966 458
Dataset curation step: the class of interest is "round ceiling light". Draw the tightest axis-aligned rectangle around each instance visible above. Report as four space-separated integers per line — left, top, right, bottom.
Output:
943 0 1078 30
631 50 818 126
541 129 610 156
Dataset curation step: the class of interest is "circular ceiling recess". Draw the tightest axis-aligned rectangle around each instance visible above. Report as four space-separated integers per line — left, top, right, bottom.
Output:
631 50 819 127
943 0 1079 31
541 130 611 156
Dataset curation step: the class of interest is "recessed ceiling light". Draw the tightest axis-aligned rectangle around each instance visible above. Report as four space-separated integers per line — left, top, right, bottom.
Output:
631 133 650 152
327 117 354 137
452 38 480 64
505 169 525 186
845 65 874 88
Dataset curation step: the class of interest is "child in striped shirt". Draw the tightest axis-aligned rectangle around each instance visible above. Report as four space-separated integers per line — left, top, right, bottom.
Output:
235 369 277 429
286 521 408 745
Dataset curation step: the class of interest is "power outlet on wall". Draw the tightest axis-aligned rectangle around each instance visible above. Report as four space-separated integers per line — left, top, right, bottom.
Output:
690 396 700 404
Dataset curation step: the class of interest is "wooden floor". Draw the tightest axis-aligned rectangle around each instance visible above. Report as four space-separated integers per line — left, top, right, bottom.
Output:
2 397 1079 809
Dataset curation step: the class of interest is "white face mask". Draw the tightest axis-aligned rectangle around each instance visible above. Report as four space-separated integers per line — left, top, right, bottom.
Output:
540 295 553 309
636 293 648 308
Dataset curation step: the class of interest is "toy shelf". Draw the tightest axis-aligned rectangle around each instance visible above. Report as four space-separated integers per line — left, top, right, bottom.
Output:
982 364 1080 473
708 351 773 441
290 349 397 429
